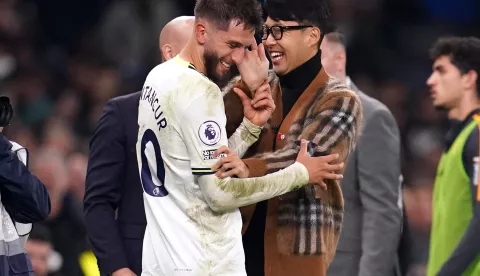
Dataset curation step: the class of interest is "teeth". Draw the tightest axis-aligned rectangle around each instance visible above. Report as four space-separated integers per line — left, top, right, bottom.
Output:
270 51 283 61
221 61 231 68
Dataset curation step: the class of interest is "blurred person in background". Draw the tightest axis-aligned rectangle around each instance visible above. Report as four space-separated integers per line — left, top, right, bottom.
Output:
320 31 403 276
25 224 63 276
84 16 194 276
0 95 51 275
426 36 480 276
31 148 87 276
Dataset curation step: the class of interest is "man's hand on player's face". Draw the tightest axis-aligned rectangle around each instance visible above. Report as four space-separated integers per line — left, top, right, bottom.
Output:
234 80 275 127
233 38 269 92
212 146 249 178
295 140 344 190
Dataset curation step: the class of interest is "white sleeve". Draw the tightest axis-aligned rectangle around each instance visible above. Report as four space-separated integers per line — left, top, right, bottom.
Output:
177 82 310 212
228 117 263 158
175 83 230 176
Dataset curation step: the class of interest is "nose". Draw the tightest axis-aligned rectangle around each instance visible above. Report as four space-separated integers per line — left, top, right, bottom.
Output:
426 74 435 87
231 48 245 65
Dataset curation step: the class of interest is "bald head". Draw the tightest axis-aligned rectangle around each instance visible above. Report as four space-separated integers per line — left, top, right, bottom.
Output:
320 32 347 81
159 16 195 62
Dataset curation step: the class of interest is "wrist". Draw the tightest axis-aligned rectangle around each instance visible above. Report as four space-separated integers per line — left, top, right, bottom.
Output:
242 80 261 94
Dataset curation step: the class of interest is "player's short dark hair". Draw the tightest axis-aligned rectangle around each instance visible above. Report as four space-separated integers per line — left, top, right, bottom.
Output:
429 36 480 90
194 0 263 33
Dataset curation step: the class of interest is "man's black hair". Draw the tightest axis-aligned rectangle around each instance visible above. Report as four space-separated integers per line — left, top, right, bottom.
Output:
194 0 263 33
264 0 330 31
430 36 480 93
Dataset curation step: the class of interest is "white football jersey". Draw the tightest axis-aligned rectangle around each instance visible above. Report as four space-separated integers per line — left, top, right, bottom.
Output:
137 56 310 276
137 56 246 276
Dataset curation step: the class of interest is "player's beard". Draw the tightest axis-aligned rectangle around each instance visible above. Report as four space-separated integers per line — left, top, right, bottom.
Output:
203 48 231 86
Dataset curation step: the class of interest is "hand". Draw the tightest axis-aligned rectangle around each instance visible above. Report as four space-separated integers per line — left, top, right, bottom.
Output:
233 39 269 92
234 80 275 127
211 146 249 178
112 268 137 276
295 140 344 189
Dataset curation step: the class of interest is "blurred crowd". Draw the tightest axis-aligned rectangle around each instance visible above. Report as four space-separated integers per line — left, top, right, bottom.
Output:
0 0 479 275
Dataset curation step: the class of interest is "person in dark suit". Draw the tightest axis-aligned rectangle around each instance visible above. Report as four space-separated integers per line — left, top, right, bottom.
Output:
83 16 194 276
321 32 404 276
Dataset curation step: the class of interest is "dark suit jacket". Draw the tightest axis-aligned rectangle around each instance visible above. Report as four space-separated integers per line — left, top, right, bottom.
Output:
84 92 146 275
328 79 403 276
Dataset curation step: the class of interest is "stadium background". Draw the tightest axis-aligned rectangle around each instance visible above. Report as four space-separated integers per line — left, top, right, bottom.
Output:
0 0 479 275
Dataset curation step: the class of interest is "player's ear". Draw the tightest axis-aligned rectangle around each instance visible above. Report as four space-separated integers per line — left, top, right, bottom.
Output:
162 44 173 61
195 21 207 45
463 69 478 91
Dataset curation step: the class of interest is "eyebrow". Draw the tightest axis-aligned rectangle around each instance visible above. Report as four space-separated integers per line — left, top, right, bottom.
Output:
226 40 251 49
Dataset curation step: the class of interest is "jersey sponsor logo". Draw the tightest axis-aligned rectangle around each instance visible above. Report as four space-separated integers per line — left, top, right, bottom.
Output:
198 121 221 146
202 149 226 161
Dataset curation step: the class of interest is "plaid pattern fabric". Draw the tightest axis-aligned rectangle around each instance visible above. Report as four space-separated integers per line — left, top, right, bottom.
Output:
254 78 362 257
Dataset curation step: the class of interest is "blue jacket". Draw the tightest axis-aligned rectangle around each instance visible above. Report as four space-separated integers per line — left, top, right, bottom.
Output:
0 133 51 275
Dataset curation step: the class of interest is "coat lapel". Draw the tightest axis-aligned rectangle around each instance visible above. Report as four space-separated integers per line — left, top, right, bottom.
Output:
276 68 330 150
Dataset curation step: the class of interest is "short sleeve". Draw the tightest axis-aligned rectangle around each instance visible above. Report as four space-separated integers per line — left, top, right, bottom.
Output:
176 80 229 176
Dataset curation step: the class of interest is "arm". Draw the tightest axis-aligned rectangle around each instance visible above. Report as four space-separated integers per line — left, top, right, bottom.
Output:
228 117 262 158
357 107 403 276
83 99 130 275
0 133 50 223
177 83 309 213
437 126 480 275
243 92 362 177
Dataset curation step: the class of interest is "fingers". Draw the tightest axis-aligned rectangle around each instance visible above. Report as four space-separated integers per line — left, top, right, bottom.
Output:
299 139 308 155
321 153 340 162
233 87 250 103
251 89 272 106
213 146 233 158
314 181 327 191
250 37 258 50
253 99 274 109
325 162 344 172
257 43 267 62
322 172 343 180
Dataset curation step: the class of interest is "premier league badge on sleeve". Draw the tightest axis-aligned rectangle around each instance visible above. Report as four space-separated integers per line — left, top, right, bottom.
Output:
198 121 221 146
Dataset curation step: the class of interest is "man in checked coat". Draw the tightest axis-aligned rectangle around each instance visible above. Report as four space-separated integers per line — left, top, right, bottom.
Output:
214 0 363 275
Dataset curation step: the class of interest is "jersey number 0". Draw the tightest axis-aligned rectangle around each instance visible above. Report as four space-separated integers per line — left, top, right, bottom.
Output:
140 129 168 197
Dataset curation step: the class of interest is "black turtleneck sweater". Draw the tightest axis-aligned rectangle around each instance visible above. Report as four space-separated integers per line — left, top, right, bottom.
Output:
242 50 322 276
279 50 322 118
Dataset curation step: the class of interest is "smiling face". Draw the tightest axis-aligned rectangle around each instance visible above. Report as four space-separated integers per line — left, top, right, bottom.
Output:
262 17 320 75
199 19 254 83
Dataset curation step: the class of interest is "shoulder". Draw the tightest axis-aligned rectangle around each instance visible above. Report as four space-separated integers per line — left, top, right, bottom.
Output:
108 91 142 110
464 122 480 157
357 91 395 122
315 77 361 113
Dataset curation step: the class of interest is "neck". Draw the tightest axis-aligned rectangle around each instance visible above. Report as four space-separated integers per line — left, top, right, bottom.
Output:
179 38 205 74
279 49 322 89
448 94 480 121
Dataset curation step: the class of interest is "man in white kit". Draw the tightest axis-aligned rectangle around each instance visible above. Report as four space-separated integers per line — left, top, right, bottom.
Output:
136 0 344 275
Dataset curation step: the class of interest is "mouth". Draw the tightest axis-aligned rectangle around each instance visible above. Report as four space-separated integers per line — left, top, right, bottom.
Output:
220 60 231 70
269 51 284 62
